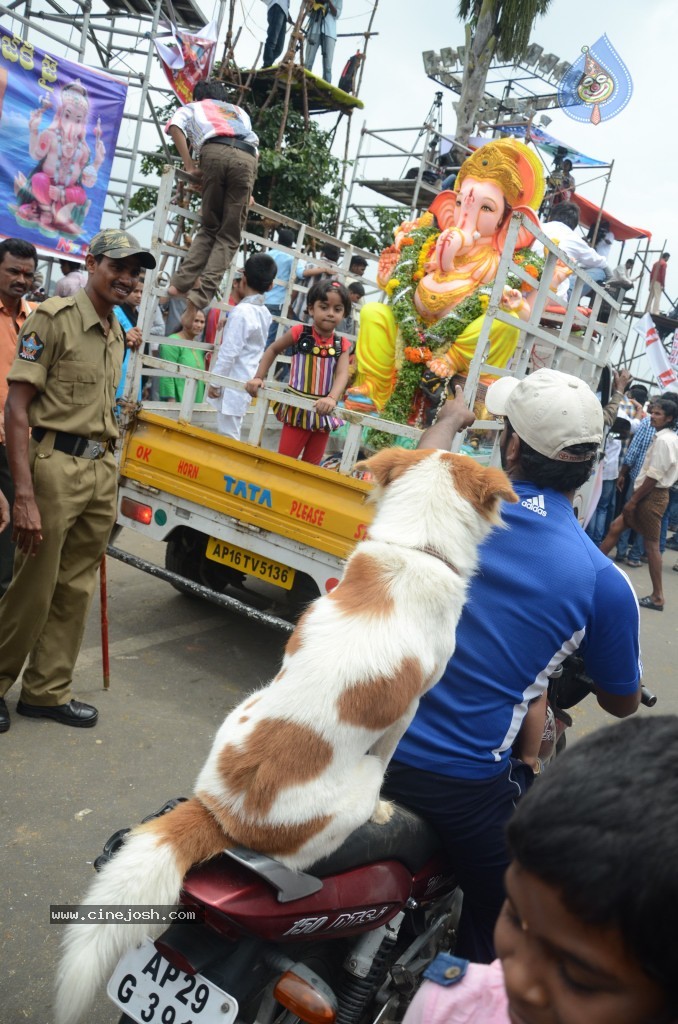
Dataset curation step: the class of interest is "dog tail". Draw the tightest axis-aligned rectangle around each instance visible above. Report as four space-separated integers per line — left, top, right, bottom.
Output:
54 796 229 1024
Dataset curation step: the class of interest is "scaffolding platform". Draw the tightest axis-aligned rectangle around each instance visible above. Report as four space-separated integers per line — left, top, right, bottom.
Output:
650 311 678 340
355 176 441 206
246 64 364 116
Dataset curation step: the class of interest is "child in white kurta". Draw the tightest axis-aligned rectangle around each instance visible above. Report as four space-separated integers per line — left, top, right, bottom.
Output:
207 254 275 439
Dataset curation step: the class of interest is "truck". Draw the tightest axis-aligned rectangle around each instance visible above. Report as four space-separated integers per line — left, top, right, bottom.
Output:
111 167 628 627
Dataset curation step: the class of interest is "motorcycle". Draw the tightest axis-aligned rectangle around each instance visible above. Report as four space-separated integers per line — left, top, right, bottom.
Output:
102 660 656 1024
102 801 461 1024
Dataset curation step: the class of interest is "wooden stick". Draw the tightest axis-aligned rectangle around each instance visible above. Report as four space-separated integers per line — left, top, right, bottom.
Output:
100 555 110 690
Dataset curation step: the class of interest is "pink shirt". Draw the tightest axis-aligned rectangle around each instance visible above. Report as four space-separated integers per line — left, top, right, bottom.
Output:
403 960 509 1024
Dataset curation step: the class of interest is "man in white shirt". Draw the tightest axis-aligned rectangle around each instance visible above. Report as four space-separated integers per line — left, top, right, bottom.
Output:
593 220 615 261
54 259 88 298
262 0 290 68
607 258 640 300
207 253 276 440
166 80 258 318
304 0 342 83
539 202 608 300
601 398 678 610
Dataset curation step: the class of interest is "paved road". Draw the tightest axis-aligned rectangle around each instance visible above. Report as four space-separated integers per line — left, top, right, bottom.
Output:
3 529 677 1023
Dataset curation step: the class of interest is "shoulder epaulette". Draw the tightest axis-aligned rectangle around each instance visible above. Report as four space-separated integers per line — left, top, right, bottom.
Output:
35 295 77 318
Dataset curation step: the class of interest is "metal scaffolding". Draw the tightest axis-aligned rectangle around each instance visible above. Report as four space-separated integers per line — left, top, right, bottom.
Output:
0 0 228 228
338 91 476 240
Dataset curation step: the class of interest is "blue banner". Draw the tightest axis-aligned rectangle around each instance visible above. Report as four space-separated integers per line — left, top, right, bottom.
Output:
497 125 608 168
0 27 127 257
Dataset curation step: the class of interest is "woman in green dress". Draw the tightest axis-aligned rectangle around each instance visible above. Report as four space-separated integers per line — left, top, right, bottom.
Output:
158 307 207 402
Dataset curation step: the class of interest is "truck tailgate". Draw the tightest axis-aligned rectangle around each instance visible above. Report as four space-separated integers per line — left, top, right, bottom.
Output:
119 412 373 560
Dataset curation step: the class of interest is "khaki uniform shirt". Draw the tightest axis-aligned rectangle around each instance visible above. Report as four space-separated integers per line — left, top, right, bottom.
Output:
7 289 124 440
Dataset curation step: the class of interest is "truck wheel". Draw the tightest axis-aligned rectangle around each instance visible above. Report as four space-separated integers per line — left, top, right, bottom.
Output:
165 527 245 596
165 527 204 595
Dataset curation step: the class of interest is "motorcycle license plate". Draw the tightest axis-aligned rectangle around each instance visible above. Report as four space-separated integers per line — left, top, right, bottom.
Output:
107 937 238 1024
205 536 296 590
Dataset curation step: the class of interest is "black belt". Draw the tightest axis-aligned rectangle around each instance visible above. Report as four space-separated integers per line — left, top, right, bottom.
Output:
203 136 258 158
32 428 113 460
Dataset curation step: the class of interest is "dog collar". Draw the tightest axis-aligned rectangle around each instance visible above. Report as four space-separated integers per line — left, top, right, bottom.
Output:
417 545 460 575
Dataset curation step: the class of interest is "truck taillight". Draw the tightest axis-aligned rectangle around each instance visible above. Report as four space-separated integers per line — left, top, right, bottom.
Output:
121 497 153 525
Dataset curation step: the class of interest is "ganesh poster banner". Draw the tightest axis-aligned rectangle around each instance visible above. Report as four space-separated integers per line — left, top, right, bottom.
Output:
0 28 127 258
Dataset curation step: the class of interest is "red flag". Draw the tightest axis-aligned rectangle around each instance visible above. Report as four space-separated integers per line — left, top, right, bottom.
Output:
155 22 217 105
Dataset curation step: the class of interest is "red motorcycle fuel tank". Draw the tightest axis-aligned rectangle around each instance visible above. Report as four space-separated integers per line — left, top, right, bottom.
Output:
410 856 457 904
181 856 414 941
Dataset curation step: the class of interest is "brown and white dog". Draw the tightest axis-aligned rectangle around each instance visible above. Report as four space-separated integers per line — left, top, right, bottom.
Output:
55 447 516 1024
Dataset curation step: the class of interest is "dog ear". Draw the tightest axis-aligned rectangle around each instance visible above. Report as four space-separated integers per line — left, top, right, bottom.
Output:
445 455 517 518
476 466 519 507
356 447 434 486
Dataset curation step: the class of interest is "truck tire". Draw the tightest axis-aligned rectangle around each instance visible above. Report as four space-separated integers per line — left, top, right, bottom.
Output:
165 527 245 596
165 527 204 595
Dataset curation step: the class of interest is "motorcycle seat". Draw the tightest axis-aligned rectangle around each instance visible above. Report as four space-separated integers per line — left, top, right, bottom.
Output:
308 802 442 878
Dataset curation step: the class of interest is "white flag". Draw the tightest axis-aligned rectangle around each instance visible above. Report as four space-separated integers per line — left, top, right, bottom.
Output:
669 328 678 369
633 313 678 390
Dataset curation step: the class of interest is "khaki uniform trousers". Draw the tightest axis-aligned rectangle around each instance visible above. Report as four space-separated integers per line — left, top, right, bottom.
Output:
0 440 117 706
171 142 257 310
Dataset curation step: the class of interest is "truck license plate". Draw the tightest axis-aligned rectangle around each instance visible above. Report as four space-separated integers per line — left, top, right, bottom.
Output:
108 937 238 1024
206 537 296 590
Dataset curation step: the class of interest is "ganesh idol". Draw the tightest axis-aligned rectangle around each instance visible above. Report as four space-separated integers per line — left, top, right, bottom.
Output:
345 139 552 425
14 79 105 236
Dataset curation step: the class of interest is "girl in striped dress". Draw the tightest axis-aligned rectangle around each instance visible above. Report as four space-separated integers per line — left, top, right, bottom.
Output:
247 279 352 464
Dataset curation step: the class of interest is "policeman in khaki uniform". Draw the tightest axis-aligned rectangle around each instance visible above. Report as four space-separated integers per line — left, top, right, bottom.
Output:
0 229 155 733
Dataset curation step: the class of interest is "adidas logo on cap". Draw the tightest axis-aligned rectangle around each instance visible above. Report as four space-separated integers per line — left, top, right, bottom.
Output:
521 494 547 517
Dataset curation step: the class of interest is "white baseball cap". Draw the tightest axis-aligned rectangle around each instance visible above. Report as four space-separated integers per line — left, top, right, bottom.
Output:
485 368 603 462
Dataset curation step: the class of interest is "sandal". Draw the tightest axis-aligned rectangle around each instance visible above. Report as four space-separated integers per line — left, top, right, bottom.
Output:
638 595 664 611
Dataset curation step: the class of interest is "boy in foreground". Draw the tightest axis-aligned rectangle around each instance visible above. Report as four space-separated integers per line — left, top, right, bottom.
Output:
404 715 678 1024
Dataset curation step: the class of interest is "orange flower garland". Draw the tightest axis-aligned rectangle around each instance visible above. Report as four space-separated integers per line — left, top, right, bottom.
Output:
404 346 433 364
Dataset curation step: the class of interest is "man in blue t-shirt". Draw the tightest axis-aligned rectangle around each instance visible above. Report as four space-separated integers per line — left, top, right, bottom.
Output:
383 370 641 963
264 227 296 348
